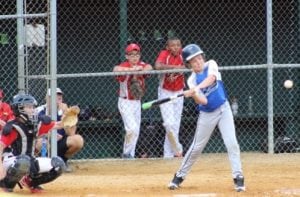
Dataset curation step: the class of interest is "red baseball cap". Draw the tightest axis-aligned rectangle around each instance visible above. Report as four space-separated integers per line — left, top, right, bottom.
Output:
0 89 4 98
125 43 141 53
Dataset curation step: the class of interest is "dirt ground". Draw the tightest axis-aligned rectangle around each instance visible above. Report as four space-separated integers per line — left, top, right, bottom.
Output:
2 153 300 197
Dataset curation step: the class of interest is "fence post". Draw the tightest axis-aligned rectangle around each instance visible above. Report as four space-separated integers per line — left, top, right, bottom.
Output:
266 0 274 154
17 0 25 93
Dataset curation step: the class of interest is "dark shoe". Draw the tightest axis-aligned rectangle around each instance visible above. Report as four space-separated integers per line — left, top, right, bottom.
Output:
0 180 13 192
122 154 133 159
168 174 184 190
64 162 73 173
234 174 246 192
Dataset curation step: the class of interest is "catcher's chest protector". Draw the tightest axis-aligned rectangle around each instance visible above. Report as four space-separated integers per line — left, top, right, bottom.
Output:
7 121 36 156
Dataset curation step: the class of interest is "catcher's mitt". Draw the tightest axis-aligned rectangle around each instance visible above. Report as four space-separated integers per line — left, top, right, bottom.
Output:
61 106 80 128
130 78 144 100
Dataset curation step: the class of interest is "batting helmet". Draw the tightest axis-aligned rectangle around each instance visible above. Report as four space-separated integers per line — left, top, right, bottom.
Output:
11 93 38 123
182 44 204 61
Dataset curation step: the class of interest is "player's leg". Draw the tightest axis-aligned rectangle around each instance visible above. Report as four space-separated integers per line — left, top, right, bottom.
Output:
159 88 183 157
161 102 177 158
130 100 142 157
0 154 31 192
118 98 140 158
158 88 174 157
20 156 65 193
169 111 218 189
64 134 84 158
172 94 184 157
218 101 245 192
57 134 83 172
164 95 184 157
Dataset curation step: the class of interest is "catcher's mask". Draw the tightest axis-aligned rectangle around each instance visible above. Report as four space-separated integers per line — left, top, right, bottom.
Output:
182 44 204 62
12 93 38 124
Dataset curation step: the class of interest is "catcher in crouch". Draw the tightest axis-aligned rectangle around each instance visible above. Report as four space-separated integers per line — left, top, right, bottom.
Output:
36 88 84 172
0 93 65 193
113 43 153 158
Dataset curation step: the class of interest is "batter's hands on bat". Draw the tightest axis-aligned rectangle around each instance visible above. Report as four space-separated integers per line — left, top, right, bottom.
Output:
183 88 197 98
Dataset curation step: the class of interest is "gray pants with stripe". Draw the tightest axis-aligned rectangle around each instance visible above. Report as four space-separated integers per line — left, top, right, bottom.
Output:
176 101 243 179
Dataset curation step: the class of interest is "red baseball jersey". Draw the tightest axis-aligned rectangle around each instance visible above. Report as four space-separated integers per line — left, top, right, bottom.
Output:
156 50 185 91
0 121 55 147
0 102 15 131
115 61 149 100
0 102 14 122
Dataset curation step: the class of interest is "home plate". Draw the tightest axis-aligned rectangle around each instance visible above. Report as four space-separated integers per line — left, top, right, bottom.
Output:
174 193 217 197
274 188 300 195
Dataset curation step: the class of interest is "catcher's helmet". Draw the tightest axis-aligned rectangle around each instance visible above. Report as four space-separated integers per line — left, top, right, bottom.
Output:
11 93 38 123
182 44 204 61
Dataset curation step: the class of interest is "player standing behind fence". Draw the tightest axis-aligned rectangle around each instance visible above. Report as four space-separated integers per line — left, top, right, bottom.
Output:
168 44 245 192
155 37 186 158
113 43 153 158
0 89 15 132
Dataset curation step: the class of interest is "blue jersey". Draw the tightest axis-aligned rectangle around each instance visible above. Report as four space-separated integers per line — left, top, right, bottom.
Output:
188 60 227 112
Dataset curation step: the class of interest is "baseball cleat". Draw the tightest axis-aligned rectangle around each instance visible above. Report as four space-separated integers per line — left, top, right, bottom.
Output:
20 176 44 193
168 174 184 190
234 174 246 192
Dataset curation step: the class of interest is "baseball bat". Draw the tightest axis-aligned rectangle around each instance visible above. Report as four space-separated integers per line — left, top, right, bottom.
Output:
142 93 184 110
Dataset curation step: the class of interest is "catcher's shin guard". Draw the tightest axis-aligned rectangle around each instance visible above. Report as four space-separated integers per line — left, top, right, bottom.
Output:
30 156 65 187
0 155 30 190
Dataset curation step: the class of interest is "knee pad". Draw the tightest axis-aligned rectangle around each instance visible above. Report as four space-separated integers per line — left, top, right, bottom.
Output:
29 156 65 187
8 155 31 177
51 156 66 174
3 155 30 189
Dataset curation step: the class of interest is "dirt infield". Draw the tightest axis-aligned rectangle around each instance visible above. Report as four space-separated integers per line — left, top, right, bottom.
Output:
2 153 300 197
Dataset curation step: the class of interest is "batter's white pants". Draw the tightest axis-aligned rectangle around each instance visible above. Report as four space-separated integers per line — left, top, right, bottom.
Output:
118 97 141 157
158 87 184 158
176 101 243 178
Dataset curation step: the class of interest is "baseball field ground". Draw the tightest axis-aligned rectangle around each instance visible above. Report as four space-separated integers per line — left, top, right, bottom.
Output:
2 153 300 197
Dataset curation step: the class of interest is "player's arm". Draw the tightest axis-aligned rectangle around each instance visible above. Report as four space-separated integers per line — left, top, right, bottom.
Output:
142 64 153 71
155 62 185 70
113 64 141 72
191 89 207 105
196 60 218 89
186 73 208 105
184 88 207 105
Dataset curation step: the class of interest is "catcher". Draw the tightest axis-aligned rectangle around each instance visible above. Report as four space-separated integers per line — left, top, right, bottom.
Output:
36 88 84 172
0 93 65 193
113 43 153 158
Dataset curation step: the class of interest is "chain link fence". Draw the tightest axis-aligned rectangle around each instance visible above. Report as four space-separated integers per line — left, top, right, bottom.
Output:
1 0 299 159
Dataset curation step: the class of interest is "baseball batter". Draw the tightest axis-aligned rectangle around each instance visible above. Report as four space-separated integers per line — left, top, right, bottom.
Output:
168 44 245 192
155 37 186 158
113 43 153 158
